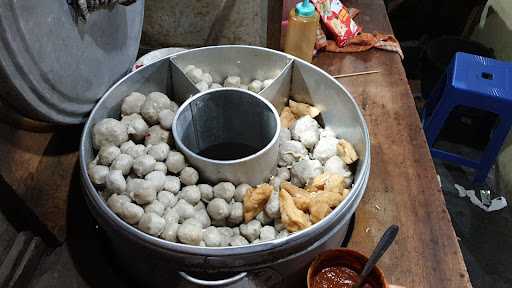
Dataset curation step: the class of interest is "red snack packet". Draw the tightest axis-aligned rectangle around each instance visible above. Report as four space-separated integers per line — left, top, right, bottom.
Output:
311 0 361 47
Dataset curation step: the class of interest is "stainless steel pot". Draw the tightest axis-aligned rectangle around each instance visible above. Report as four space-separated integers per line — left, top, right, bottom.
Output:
173 88 280 186
79 45 370 287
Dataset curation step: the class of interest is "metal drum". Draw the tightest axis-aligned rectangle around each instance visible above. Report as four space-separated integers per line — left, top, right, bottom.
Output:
79 45 370 287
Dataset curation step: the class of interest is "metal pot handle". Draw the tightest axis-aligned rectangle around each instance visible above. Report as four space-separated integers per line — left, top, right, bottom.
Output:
178 271 247 286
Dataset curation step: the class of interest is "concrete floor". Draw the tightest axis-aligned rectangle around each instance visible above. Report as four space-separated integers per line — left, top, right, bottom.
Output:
434 157 512 288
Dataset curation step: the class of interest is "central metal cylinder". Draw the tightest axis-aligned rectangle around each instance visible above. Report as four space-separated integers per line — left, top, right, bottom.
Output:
172 88 280 186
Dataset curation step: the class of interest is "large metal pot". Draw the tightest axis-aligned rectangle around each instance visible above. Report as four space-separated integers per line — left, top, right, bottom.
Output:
79 45 370 286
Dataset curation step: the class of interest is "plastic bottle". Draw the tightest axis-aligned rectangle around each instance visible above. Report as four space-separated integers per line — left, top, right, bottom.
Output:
284 0 319 63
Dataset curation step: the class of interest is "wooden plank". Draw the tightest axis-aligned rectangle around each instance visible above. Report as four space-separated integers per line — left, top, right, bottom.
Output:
313 0 471 287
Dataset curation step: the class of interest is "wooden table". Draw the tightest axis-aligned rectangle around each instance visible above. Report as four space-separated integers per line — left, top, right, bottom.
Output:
0 0 470 287
313 0 471 287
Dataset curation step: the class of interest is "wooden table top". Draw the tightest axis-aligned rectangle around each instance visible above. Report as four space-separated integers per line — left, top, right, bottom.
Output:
312 0 471 287
0 0 471 286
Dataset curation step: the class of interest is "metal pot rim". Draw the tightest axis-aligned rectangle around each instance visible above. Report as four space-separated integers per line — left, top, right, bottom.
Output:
79 45 371 256
172 87 281 165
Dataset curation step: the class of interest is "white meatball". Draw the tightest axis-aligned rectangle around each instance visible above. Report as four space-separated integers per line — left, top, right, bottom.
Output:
213 182 235 202
260 226 276 241
177 220 203 245
263 79 273 89
144 200 165 216
248 80 263 93
277 167 290 181
186 67 203 83
138 212 165 236
227 202 243 225
223 76 241 87
180 167 199 186
291 158 323 186
121 114 149 141
124 143 146 159
111 154 133 176
164 176 181 194
255 211 273 225
165 151 186 174
183 65 196 74
203 226 222 247
279 128 291 144
229 235 249 246
195 202 206 211
232 227 240 236
127 178 157 205
180 185 201 205
163 208 180 224
217 227 234 246
120 202 144 224
88 164 109 185
277 230 289 239
157 191 177 208
145 171 166 191
200 73 213 85
264 191 280 219
98 145 121 166
93 118 128 149
239 220 262 242
133 155 156 177
174 199 195 222
107 194 131 215
146 143 170 161
158 109 175 130
320 127 336 138
183 217 203 227
312 137 339 163
198 184 214 202
121 92 146 116
234 184 251 202
106 170 127 194
210 83 222 89
153 162 168 174
196 81 209 92
193 208 211 229
291 116 320 149
207 198 230 220
278 140 308 167
324 156 351 178
161 222 179 242
145 125 170 146
120 140 135 154
141 92 172 125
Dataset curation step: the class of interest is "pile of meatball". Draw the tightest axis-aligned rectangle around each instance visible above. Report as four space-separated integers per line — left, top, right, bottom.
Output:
87 90 358 247
183 64 274 93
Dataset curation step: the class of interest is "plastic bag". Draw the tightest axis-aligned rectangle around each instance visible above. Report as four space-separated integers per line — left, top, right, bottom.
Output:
311 0 361 47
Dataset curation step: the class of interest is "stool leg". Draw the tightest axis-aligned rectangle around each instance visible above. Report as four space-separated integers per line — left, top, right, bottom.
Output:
424 97 455 148
474 118 512 184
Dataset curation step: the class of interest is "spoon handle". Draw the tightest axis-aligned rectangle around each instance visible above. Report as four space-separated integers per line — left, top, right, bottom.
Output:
356 225 399 287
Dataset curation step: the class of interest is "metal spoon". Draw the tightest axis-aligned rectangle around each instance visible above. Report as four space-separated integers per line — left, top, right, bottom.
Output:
353 225 399 288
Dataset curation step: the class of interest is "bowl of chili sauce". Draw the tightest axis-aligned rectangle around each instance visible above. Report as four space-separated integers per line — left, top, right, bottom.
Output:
307 248 387 288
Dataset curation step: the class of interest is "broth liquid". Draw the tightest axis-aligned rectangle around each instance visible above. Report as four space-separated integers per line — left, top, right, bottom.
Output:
198 142 259 161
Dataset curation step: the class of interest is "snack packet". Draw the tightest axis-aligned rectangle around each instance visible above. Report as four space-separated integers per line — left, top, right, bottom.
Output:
311 0 361 47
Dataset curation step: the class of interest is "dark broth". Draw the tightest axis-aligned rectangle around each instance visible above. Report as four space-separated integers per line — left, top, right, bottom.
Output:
198 142 259 161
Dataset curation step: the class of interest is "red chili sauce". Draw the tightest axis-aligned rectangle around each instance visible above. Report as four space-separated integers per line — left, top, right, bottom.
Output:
313 266 373 288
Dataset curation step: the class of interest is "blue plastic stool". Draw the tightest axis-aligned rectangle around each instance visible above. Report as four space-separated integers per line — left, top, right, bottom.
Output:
423 52 512 184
